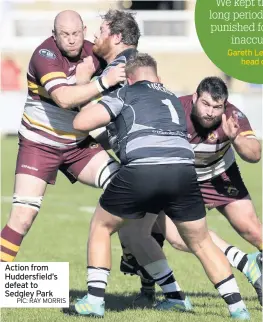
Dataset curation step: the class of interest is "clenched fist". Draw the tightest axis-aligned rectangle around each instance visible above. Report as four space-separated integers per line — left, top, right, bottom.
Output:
76 56 96 85
102 63 126 88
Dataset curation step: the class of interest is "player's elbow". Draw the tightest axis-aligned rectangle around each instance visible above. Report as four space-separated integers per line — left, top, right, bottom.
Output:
242 139 262 163
251 150 261 163
245 146 261 163
58 100 71 109
73 118 82 131
242 152 261 163
251 141 261 163
55 97 71 109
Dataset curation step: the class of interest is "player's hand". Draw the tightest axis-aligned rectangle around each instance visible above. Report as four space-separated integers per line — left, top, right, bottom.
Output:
222 111 240 142
103 63 126 87
76 56 96 85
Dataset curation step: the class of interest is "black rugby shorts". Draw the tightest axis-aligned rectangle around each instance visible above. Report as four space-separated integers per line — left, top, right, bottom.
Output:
100 163 206 222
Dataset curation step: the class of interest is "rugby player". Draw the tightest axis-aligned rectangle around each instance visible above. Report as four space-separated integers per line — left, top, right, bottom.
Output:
0 10 125 262
80 10 261 310
73 54 250 320
77 9 191 308
119 77 262 306
91 9 139 150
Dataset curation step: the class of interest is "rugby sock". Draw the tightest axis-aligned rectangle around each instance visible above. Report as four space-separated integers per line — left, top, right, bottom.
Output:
0 225 23 262
139 232 165 293
87 266 110 303
140 277 155 293
143 259 185 301
215 274 246 313
225 246 248 274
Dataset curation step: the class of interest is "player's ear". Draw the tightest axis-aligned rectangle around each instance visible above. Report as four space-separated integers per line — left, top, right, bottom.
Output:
113 33 122 45
126 77 133 85
52 30 56 40
192 92 197 104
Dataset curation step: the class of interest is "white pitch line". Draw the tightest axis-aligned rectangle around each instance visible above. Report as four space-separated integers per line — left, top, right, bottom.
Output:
79 206 96 213
1 196 13 203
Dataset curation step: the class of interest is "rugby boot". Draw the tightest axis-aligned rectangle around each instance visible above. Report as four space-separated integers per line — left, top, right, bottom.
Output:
154 296 193 312
245 251 262 305
120 254 141 276
230 308 250 320
75 295 104 317
133 288 156 308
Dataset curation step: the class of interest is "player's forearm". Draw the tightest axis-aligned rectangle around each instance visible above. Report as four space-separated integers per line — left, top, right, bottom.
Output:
232 136 261 163
51 82 100 109
76 78 90 85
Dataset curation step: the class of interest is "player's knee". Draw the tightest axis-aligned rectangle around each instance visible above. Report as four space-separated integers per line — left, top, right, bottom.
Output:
90 209 122 235
9 207 37 234
104 220 120 235
242 224 262 244
95 158 120 189
235 212 261 234
91 220 116 237
184 231 210 255
9 195 43 234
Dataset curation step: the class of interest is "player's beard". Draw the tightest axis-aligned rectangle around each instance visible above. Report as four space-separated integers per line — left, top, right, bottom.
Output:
191 102 222 137
93 38 111 59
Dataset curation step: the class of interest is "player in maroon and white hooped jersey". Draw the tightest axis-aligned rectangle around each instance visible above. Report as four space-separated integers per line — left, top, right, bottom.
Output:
119 77 262 307
173 77 262 260
0 10 126 262
169 77 262 302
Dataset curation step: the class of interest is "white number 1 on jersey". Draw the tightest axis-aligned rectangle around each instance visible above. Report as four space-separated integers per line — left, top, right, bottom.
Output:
162 99 180 124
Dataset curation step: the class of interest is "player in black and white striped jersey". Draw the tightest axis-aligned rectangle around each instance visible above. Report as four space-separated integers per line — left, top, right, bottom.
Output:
82 9 189 312
73 53 250 320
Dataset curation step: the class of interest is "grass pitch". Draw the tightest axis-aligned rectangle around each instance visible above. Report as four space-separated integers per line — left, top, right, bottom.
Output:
1 136 262 321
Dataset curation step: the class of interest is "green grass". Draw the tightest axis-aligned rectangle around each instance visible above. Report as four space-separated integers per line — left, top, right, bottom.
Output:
1 136 262 322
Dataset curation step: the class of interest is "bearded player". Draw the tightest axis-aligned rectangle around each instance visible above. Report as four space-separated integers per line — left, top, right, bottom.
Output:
119 77 262 307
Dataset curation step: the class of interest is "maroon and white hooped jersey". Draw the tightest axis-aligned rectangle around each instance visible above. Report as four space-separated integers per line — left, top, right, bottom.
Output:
179 95 256 181
19 37 101 148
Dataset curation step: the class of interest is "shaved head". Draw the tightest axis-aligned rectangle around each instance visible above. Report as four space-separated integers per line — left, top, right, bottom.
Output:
53 10 86 58
54 10 83 33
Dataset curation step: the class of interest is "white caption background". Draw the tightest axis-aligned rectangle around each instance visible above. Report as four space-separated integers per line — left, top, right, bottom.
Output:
0 262 69 308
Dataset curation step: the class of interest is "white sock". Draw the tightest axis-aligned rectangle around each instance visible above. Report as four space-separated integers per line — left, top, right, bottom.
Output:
143 260 184 301
87 266 110 303
216 274 246 313
225 246 248 273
